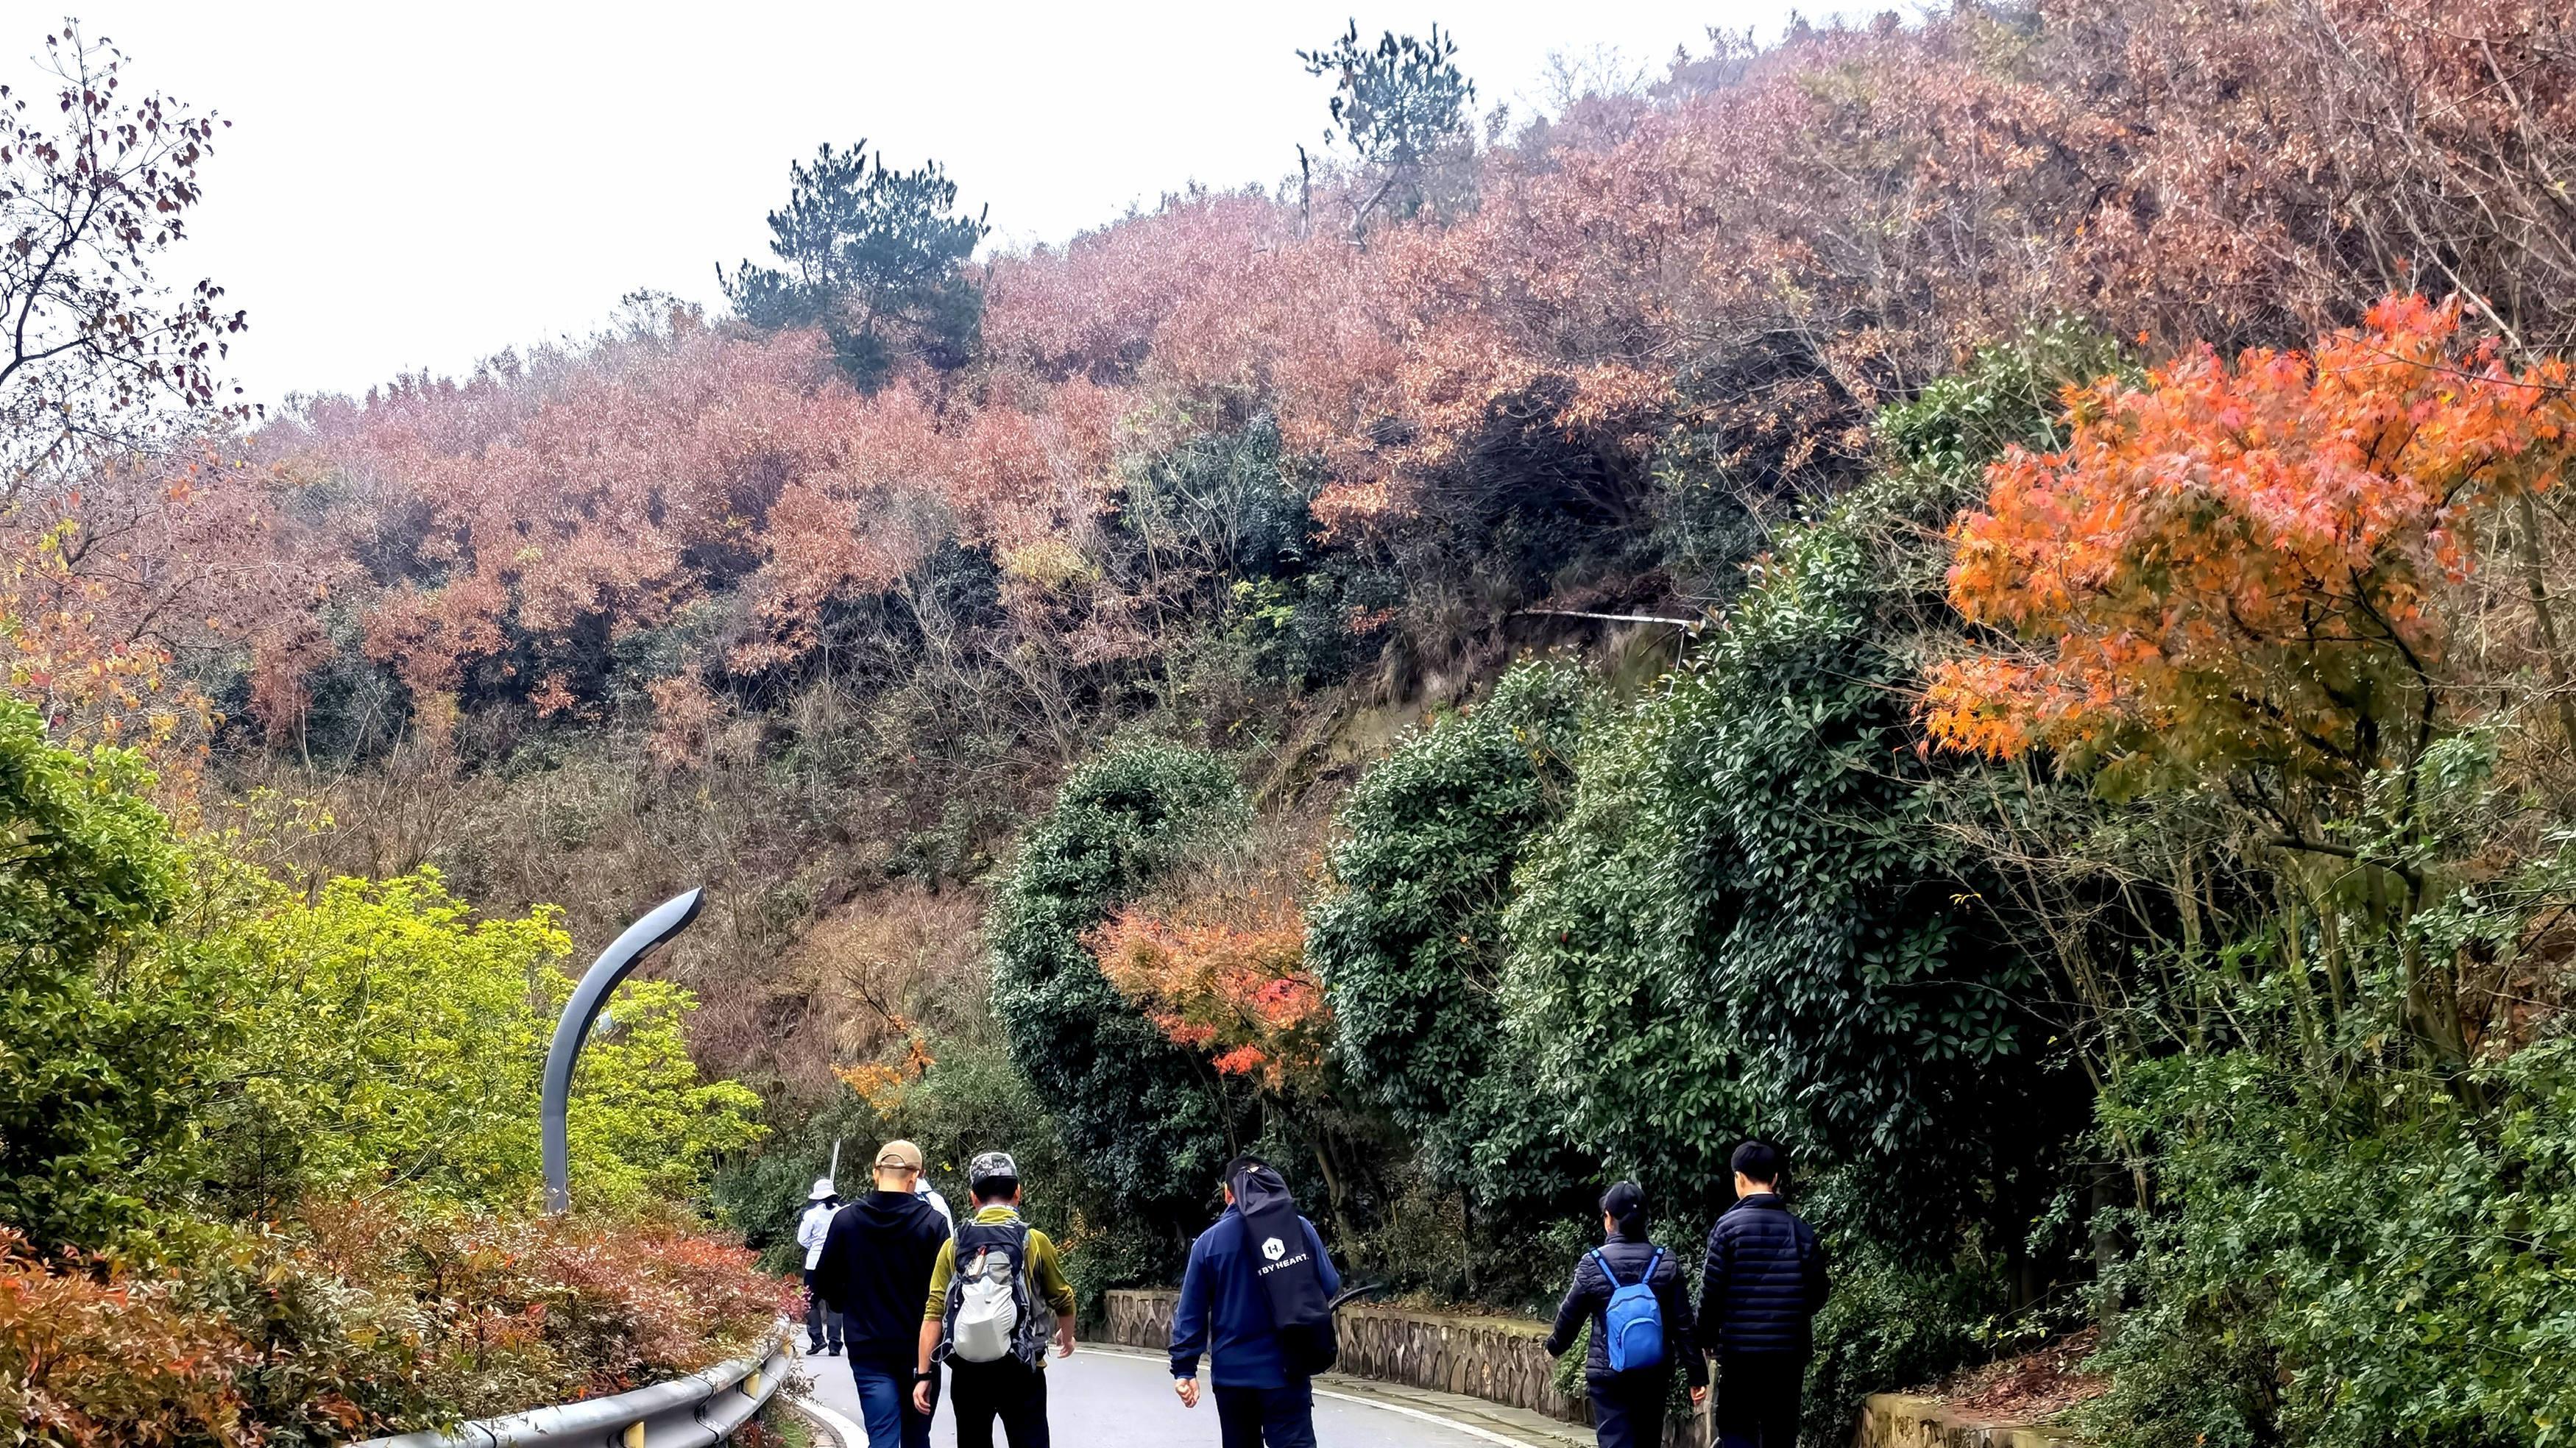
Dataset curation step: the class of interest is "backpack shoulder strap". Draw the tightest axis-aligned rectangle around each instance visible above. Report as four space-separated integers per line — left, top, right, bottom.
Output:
962 1218 1028 1258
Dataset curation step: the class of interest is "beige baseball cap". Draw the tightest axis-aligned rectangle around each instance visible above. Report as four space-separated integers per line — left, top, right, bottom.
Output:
874 1140 925 1171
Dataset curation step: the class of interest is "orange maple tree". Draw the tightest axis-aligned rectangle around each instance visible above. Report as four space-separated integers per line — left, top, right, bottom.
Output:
1926 294 2576 793
1089 891 1328 1091
834 1036 938 1114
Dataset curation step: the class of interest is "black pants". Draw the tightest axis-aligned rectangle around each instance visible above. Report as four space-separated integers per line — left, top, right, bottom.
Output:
801 1268 840 1350
949 1357 1049 1448
1588 1371 1670 1448
1214 1380 1317 1448
1716 1354 1803 1448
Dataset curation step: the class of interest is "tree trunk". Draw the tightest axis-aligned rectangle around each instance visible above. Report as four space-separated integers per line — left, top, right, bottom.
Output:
2090 1164 2123 1339
2513 491 2576 756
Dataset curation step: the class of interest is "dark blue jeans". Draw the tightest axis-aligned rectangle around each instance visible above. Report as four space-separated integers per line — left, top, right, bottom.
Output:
1589 1371 1671 1448
1214 1380 1317 1448
848 1352 934 1448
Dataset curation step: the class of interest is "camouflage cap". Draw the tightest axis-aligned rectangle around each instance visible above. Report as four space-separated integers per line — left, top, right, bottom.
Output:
967 1150 1019 1187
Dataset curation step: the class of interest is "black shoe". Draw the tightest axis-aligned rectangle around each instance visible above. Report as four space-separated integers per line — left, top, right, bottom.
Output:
828 1346 842 1357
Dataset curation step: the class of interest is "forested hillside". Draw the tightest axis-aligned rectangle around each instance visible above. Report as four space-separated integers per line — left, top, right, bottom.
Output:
12 2 2576 1444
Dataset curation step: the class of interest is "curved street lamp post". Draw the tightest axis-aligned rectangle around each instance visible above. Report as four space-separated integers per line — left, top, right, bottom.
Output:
541 887 705 1214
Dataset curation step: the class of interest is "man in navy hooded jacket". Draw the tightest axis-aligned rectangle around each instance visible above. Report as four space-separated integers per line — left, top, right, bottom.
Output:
1697 1142 1830 1448
1169 1156 1341 1448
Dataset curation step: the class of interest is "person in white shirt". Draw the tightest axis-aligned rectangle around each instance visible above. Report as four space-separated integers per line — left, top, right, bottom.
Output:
919 1176 955 1234
798 1178 845 1355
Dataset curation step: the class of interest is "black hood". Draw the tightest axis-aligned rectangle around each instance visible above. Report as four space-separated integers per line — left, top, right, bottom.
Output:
1228 1162 1340 1376
852 1188 937 1228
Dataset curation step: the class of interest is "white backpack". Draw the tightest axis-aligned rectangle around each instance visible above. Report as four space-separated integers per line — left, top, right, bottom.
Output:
943 1221 1043 1366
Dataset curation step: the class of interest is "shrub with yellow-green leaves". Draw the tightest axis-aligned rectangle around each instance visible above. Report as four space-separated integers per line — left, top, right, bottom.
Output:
0 628 778 1445
193 868 763 1218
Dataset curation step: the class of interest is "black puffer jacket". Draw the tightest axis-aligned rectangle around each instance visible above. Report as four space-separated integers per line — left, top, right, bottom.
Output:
1543 1230 1708 1387
1696 1194 1829 1357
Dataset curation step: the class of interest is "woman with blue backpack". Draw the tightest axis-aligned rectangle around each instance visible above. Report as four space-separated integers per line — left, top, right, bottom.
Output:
1543 1182 1708 1448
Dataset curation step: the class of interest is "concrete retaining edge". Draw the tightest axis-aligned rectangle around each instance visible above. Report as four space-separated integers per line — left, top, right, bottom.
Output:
1850 1394 2082 1448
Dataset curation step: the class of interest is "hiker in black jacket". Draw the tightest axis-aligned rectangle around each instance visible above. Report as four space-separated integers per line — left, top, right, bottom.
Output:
1545 1182 1708 1448
1696 1143 1829 1448
815 1140 954 1448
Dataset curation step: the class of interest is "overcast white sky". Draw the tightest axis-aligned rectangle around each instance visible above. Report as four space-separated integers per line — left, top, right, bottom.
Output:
35 1 1819 406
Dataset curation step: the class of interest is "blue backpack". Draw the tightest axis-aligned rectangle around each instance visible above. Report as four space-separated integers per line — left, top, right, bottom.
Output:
1595 1247 1666 1373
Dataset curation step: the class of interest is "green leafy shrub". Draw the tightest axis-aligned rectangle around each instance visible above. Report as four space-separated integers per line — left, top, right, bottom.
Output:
2076 1042 2576 1448
0 695 198 1254
1500 328 2126 1260
1507 493 2056 1251
1306 661 1599 1222
880 1036 1075 1215
1872 319 2128 490
1549 1317 1590 1403
988 739 1250 1238
1126 419 1398 728
1122 417 1314 594
710 1083 891 1274
1801 1253 2009 1447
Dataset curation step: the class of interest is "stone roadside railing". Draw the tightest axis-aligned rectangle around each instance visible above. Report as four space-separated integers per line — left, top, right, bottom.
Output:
1104 1288 1710 1447
1105 1290 2084 1448
1105 1289 1579 1419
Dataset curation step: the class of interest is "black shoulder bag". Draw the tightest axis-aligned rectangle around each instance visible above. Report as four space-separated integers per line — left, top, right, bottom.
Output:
1231 1163 1340 1377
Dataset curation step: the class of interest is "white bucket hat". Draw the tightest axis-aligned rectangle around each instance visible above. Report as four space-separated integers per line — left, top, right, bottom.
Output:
807 1176 836 1200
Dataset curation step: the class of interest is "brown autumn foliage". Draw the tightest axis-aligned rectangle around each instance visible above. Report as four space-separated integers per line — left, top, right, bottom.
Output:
0 1204 789 1446
217 1 2572 734
92 3 2544 764
10 0 2572 1089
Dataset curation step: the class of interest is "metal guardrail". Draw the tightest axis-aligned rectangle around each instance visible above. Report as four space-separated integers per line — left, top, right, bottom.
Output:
353 1321 796 1448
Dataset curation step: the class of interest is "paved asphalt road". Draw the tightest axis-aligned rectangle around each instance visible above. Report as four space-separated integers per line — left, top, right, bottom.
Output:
797 1341 1514 1448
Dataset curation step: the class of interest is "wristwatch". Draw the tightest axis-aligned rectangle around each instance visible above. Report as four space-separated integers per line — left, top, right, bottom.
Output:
915 1369 935 1383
